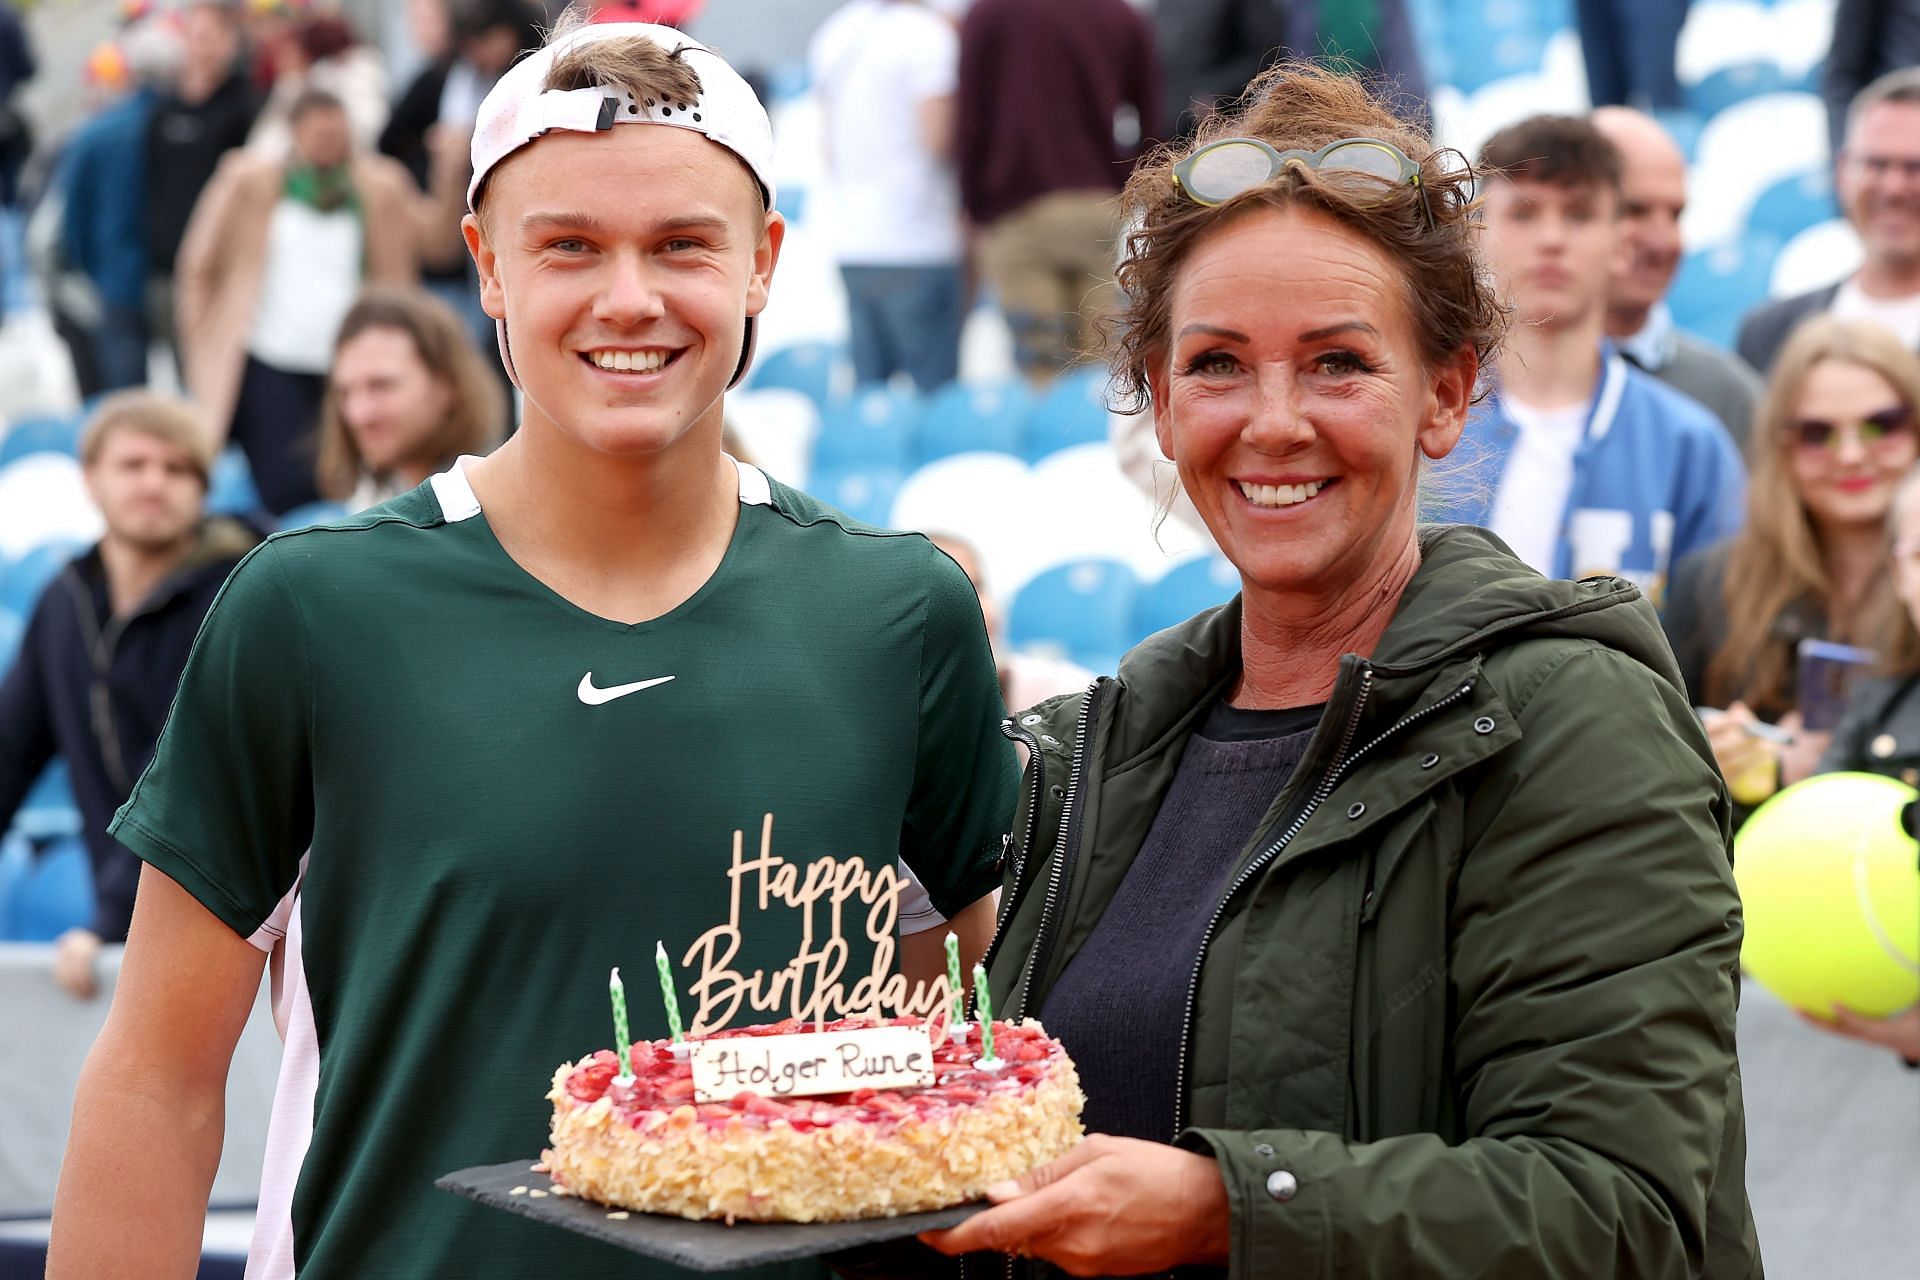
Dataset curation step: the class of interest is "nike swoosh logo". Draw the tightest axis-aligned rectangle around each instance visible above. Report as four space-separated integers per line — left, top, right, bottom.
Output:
577 673 677 705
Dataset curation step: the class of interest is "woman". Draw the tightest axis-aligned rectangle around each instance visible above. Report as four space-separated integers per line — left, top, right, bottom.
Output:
317 287 505 511
1666 318 1920 805
923 63 1757 1277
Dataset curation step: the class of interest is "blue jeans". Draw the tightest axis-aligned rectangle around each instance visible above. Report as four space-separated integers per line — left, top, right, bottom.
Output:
90 304 149 392
1577 0 1689 110
839 263 963 391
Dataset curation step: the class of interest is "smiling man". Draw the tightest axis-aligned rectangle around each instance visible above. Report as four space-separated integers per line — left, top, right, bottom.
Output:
48 15 1013 1280
1429 114 1745 603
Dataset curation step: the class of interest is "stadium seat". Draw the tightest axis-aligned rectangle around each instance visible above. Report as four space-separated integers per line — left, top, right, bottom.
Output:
0 540 81 614
1687 60 1789 119
748 340 850 406
1684 92 1827 247
279 501 349 531
809 461 906 526
0 415 81 466
916 380 1032 464
1671 237 1779 350
1008 558 1138 673
1771 219 1863 298
1746 170 1837 245
1024 368 1111 461
11 760 80 842
813 384 921 469
0 454 104 559
0 834 94 942
207 447 262 516
887 450 1047 592
1134 556 1240 639
1027 443 1213 587
0 605 20 669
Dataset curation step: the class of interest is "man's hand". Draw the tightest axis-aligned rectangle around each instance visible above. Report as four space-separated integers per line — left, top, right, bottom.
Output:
918 1135 1231 1276
52 927 102 999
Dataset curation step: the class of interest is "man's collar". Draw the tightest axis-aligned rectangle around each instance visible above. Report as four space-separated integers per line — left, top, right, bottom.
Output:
1615 301 1676 372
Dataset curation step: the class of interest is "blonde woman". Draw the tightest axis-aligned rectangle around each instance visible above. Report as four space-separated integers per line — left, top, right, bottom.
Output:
1665 316 1920 802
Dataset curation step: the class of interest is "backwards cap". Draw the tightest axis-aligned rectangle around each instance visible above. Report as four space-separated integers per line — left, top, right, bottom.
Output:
468 22 776 389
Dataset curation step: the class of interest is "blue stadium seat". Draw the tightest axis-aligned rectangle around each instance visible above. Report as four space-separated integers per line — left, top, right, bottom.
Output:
1009 558 1137 672
916 380 1032 464
1746 170 1837 245
1670 237 1779 351
0 415 82 466
0 605 20 670
0 834 94 942
279 501 350 531
1651 108 1705 162
1687 61 1790 120
814 384 921 469
1133 556 1241 640
207 446 262 516
1024 368 1110 461
11 760 80 842
749 341 849 406
809 462 907 526
0 540 81 614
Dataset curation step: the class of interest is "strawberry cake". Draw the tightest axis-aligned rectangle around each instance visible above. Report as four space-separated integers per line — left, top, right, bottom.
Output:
543 1016 1083 1223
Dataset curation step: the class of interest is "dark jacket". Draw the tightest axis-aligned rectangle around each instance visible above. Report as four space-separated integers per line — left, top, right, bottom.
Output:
60 88 156 310
987 525 1759 1279
956 0 1161 226
1819 672 1920 784
0 518 258 939
143 67 259 276
1663 538 1826 719
1822 0 1920 158
1735 283 1841 376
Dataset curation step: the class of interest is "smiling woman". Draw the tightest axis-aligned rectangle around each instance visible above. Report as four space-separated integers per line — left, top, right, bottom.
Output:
920 60 1762 1280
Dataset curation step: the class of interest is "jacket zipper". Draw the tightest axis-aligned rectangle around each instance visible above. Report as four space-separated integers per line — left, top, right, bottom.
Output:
982 715 1048 969
1008 679 1102 1022
1168 670 1480 1139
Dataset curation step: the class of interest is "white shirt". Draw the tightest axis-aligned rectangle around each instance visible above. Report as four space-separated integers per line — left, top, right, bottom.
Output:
808 0 962 265
1488 394 1588 575
1831 278 1920 350
248 199 363 374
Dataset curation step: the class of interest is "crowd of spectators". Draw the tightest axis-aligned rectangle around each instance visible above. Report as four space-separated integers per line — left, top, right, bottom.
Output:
1 0 1918 1072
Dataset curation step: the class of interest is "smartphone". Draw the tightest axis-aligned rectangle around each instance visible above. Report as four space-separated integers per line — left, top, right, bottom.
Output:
1796 639 1876 733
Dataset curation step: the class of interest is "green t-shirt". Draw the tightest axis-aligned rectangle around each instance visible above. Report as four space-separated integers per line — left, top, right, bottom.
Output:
111 459 1017 1278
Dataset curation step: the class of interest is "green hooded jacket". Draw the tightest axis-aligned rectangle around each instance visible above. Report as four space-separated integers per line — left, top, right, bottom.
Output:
983 525 1761 1279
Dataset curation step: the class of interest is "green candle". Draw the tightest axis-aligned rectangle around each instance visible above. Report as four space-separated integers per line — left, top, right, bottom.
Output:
609 966 633 1082
972 963 997 1063
656 940 685 1044
944 931 965 1032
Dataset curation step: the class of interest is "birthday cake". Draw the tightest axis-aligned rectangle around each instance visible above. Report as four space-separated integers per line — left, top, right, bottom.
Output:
543 1016 1084 1223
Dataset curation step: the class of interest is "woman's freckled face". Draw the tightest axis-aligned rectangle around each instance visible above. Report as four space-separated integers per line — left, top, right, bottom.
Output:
1150 203 1466 599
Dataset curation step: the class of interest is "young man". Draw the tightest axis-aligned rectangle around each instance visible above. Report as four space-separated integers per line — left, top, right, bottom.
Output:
0 393 256 999
1431 115 1745 605
49 17 1012 1279
1740 67 1920 374
1591 106 1765 451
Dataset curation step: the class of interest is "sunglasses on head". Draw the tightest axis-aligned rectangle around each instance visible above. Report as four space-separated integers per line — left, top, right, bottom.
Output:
1172 135 1434 226
1782 404 1917 452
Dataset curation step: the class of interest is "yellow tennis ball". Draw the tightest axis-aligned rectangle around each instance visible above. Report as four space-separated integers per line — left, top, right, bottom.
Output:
1735 772 1920 1017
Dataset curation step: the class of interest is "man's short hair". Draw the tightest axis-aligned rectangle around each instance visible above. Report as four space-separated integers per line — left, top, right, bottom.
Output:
80 390 216 487
1477 114 1623 193
1845 66 1920 147
289 86 349 126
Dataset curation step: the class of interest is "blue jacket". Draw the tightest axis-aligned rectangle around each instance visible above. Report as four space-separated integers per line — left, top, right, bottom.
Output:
60 88 155 311
1432 349 1747 607
0 518 257 939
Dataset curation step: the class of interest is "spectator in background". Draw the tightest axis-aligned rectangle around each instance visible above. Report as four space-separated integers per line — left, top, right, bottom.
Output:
381 0 457 188
1593 106 1764 450
145 0 259 370
1432 115 1744 596
0 0 35 216
0 392 258 998
928 531 1093 714
247 12 389 159
177 88 425 515
1667 318 1920 802
1575 0 1689 111
1154 0 1288 136
957 0 1159 380
1821 0 1920 160
58 21 182 393
810 0 964 392
1739 69 1920 375
317 287 505 510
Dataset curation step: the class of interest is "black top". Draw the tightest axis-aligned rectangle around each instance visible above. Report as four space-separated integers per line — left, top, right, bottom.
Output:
143 68 260 274
1038 699 1322 1144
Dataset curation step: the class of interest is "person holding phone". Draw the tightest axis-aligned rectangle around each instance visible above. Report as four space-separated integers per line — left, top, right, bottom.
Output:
1665 316 1920 805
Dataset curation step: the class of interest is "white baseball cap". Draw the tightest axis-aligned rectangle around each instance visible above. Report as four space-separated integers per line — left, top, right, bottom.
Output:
468 21 777 389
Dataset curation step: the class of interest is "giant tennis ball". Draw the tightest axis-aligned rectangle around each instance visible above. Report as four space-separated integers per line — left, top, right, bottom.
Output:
1735 772 1920 1017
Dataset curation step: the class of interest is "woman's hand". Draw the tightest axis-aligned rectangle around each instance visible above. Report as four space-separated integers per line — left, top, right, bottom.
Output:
1703 702 1780 805
918 1135 1231 1276
1774 711 1830 788
1798 1002 1920 1063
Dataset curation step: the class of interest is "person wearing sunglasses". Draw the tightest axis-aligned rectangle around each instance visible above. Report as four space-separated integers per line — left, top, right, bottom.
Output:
1666 316 1920 807
1425 114 1746 603
918 60 1757 1280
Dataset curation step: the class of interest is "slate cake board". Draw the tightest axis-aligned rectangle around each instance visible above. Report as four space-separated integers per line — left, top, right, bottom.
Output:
437 1160 986 1271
